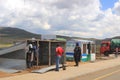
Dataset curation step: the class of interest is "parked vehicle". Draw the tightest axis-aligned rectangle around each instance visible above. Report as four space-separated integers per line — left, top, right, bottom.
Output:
100 39 120 56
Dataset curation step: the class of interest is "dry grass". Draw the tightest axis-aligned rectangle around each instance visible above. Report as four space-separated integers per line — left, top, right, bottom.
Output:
0 44 13 48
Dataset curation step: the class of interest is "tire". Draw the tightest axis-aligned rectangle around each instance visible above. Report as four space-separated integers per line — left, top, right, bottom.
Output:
104 51 109 56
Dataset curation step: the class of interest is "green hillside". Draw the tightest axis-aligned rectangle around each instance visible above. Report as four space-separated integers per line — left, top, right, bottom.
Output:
0 27 41 44
1 27 119 45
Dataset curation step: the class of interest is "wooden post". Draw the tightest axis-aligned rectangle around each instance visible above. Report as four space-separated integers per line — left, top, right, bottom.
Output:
62 42 66 70
48 41 51 66
36 40 39 66
64 42 66 64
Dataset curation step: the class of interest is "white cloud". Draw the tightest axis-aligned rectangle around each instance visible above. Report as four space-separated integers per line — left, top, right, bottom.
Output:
69 15 79 20
43 22 51 30
113 1 120 15
4 0 24 11
0 0 120 39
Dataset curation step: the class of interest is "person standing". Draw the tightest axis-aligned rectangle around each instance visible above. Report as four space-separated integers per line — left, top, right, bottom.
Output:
74 43 81 66
26 43 34 68
55 43 64 71
115 47 119 58
87 42 91 54
32 42 37 66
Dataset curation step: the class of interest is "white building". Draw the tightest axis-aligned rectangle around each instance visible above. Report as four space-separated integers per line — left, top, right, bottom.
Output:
66 39 96 62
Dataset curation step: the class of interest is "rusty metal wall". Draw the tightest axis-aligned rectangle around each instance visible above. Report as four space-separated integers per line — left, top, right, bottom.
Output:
38 41 66 65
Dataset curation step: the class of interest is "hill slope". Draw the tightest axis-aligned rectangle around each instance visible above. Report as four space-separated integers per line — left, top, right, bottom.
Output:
0 27 103 44
0 27 40 44
0 27 119 45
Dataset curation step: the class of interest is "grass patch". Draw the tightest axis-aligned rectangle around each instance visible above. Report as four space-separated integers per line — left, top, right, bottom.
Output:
0 44 13 48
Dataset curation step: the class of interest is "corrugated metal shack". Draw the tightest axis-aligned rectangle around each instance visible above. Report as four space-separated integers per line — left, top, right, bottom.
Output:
26 39 66 66
66 39 96 61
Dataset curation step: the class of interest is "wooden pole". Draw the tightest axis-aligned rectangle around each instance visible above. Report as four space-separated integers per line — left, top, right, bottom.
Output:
62 42 66 70
64 42 66 64
48 41 51 66
36 41 39 66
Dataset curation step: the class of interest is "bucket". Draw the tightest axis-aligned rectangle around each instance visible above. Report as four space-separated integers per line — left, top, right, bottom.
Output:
90 53 96 62
87 54 90 61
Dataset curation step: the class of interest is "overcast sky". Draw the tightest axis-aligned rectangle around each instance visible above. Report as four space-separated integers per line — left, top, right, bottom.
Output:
0 0 120 39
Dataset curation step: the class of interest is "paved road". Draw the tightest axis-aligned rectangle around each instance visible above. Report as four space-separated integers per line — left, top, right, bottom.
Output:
70 65 120 80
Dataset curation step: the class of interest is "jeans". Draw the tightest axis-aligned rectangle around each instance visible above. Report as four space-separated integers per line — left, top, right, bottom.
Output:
56 55 61 71
115 52 118 58
74 54 80 66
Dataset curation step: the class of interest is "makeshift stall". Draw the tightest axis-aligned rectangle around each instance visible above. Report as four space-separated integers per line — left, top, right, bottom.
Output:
26 39 66 68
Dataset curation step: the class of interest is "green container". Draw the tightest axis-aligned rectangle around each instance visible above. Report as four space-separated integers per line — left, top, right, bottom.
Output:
111 39 120 49
87 54 91 61
66 57 74 61
81 53 87 62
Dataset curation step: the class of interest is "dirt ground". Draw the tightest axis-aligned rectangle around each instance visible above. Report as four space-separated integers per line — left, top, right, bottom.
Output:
0 65 47 78
0 60 96 78
0 61 77 78
0 71 13 78
0 68 31 78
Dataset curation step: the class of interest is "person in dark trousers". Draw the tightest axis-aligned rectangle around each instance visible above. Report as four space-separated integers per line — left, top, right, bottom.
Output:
74 43 81 66
26 43 34 68
32 42 37 66
55 43 64 71
87 42 91 54
115 47 119 58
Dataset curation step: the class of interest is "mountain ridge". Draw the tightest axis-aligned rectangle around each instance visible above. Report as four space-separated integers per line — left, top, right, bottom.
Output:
0 27 120 44
0 27 40 44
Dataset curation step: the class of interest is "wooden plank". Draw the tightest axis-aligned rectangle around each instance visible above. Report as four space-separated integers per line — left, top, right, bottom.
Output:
32 65 62 74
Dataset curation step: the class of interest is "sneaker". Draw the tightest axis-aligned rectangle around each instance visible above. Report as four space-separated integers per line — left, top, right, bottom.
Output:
55 70 59 71
55 69 59 71
74 64 79 67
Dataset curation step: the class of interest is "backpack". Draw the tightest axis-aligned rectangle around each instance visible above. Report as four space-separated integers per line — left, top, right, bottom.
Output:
29 44 33 50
